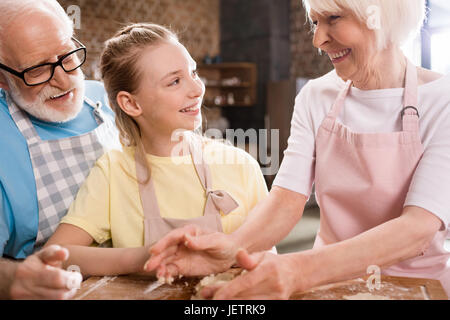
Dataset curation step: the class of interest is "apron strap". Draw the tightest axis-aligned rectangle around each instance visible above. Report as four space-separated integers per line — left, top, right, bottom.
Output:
134 149 162 246
135 135 239 222
403 59 418 108
401 59 420 133
135 134 239 246
5 93 41 144
5 94 106 144
327 80 352 120
135 149 161 217
327 59 420 133
188 136 239 216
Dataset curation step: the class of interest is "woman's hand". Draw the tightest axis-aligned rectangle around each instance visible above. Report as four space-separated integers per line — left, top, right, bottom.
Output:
144 225 239 279
200 250 302 300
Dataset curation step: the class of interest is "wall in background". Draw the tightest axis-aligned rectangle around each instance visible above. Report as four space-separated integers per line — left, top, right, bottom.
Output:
290 0 333 79
220 0 291 131
57 0 220 80
57 0 333 111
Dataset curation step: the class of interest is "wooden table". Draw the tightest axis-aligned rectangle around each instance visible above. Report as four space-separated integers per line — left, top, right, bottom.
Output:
73 271 448 300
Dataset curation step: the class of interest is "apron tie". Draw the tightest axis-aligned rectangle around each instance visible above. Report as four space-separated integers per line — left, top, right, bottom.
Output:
137 134 241 246
206 188 239 215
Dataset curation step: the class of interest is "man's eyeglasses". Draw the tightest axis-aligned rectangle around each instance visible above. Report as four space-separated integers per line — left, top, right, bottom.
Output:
0 37 86 87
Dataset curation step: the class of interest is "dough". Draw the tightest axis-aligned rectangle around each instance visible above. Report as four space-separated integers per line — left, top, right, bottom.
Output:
191 268 245 300
157 275 175 285
343 292 391 300
157 274 184 285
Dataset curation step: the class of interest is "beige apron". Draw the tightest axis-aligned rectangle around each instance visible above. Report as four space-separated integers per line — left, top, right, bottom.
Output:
135 137 239 246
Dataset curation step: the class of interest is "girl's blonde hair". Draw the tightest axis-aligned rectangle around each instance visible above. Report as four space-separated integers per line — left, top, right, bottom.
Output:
100 23 179 182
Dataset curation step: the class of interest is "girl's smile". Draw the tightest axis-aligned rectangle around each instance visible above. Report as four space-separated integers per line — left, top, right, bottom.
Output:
179 102 201 115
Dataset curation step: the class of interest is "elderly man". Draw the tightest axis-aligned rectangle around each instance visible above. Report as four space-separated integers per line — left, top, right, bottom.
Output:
0 0 119 299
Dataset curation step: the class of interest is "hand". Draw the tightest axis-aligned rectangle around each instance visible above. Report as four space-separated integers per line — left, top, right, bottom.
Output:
9 245 82 300
201 250 300 300
144 225 239 279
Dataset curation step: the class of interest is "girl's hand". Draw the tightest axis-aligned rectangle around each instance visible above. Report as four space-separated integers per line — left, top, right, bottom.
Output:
144 224 238 279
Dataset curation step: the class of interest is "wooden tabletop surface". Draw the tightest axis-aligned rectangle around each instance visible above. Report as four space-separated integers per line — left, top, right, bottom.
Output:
73 270 448 300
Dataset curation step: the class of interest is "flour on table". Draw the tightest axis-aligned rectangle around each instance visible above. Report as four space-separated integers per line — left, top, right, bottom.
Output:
343 292 392 300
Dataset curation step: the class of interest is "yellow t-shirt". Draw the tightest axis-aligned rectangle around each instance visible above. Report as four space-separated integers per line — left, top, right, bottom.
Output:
60 140 268 248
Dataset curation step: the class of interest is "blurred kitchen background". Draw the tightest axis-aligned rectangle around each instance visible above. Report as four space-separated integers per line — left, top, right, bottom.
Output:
58 0 450 254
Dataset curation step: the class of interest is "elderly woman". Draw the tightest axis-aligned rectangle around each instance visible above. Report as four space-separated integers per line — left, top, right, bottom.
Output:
144 0 450 299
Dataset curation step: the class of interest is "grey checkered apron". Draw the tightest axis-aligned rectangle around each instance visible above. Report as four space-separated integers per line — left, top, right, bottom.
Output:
5 93 119 251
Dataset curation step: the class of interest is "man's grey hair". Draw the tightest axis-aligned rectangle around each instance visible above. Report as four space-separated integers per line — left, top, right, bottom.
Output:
0 0 73 62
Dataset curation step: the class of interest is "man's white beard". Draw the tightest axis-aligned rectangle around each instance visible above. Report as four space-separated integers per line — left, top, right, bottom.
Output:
7 73 85 123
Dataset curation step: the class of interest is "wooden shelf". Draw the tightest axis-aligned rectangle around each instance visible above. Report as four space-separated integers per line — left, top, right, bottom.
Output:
198 62 257 107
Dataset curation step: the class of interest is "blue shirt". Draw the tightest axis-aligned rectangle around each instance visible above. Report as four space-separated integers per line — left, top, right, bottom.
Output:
0 80 114 259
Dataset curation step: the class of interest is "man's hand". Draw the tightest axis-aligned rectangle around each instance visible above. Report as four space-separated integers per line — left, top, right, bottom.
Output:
144 225 239 279
9 245 82 300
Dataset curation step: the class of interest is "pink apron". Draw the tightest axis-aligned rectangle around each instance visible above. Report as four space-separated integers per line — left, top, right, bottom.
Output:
135 136 239 246
314 60 450 297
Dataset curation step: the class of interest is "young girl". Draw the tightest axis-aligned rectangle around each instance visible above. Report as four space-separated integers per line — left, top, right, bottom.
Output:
45 23 270 277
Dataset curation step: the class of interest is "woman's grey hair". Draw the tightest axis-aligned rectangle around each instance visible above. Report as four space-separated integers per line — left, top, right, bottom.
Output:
0 0 73 61
303 0 427 50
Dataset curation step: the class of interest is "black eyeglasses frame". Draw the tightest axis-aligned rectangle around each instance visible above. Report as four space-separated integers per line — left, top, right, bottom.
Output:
0 37 86 87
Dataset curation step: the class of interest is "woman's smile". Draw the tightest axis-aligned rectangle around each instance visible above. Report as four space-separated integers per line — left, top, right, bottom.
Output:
327 48 352 64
